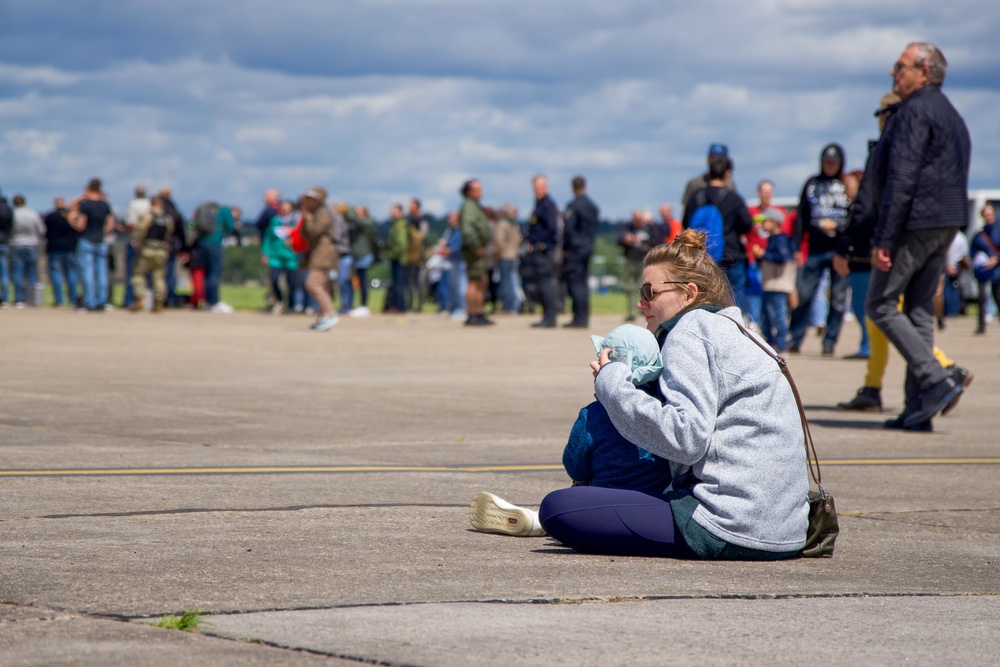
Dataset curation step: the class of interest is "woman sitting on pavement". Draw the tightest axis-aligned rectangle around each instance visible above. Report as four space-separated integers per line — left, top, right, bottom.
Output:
539 230 809 559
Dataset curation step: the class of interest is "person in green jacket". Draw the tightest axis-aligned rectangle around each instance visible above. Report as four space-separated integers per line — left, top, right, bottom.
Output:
459 178 493 326
385 203 409 313
347 204 381 316
261 200 302 313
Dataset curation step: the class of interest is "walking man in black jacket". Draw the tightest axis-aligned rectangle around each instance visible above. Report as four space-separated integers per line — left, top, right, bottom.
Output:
866 42 971 430
562 175 599 328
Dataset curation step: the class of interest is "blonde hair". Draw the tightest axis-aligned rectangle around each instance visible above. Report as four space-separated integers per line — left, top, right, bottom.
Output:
643 229 736 309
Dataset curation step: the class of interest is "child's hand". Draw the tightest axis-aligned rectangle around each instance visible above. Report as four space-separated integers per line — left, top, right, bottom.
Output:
591 348 613 379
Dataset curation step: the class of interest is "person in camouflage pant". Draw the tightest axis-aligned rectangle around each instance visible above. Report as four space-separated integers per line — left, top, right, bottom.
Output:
129 195 175 312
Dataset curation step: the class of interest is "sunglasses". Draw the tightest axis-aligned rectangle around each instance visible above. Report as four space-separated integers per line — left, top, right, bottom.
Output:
640 281 688 303
892 62 920 74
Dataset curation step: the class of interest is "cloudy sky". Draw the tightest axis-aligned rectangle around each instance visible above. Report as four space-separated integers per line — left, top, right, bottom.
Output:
1 0 998 222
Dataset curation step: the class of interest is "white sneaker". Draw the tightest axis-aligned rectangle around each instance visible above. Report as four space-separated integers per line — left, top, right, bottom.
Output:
313 315 339 331
449 310 467 321
210 302 234 314
348 306 370 318
469 492 545 537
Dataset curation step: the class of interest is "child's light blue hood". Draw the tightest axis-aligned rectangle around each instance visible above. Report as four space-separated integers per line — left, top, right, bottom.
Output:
591 324 663 386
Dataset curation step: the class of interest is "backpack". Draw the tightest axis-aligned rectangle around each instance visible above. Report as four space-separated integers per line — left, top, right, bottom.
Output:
406 222 424 264
145 211 171 243
687 189 725 262
193 202 220 238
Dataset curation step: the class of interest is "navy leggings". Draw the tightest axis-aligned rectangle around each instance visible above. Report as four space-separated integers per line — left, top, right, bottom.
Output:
539 486 690 558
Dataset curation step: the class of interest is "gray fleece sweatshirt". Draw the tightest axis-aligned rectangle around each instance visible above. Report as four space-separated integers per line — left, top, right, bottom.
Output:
594 306 808 552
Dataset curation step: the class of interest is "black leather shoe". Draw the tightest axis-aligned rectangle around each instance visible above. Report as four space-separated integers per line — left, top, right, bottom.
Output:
531 321 556 328
837 387 882 413
562 322 588 329
884 414 932 432
941 366 974 415
903 377 962 428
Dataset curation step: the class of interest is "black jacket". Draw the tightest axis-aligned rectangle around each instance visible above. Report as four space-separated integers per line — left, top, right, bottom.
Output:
45 208 79 253
0 196 12 244
837 140 877 272
871 84 971 249
563 194 599 258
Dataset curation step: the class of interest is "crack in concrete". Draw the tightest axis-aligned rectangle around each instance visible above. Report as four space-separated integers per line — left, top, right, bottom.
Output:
1 503 469 522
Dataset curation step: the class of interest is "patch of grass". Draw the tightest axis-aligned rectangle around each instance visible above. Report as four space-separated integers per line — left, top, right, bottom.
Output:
152 609 207 632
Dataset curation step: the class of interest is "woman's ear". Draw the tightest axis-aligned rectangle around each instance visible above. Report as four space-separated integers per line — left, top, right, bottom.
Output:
683 283 698 306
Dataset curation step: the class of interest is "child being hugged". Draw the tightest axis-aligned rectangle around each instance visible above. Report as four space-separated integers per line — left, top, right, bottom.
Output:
469 324 672 537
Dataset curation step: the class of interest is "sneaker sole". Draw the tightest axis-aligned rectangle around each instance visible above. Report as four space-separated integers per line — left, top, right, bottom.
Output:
469 492 535 536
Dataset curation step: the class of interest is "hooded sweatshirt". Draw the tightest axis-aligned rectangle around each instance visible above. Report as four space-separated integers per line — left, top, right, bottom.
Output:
795 143 851 256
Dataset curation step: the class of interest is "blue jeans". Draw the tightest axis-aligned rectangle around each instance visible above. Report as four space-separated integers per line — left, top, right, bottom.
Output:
0 244 8 303
123 244 137 306
10 246 39 304
389 260 406 311
761 291 790 351
498 259 522 313
847 271 871 357
789 251 848 348
77 238 109 309
48 250 79 306
337 255 354 312
725 260 749 320
201 242 224 306
449 257 467 314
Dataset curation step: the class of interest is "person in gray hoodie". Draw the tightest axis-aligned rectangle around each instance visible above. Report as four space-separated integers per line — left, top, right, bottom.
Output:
539 229 809 559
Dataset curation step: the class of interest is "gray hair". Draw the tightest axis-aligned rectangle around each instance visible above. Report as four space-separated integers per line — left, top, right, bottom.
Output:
908 42 947 85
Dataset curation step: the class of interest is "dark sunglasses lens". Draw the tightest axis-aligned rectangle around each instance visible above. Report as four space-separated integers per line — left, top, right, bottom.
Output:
641 283 652 302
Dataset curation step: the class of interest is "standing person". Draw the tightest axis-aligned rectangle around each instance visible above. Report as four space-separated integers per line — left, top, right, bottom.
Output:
159 188 186 307
348 204 380 317
970 204 1000 335
746 210 796 352
866 42 971 429
562 175 600 328
404 198 428 313
443 210 467 319
9 195 45 308
69 178 115 312
536 230 808 559
659 203 682 244
0 191 12 307
128 195 174 312
524 175 559 328
788 144 852 355
261 200 301 314
44 197 79 308
493 203 523 315
192 202 238 313
121 185 150 308
619 210 663 322
330 203 352 314
458 179 493 326
255 188 281 308
837 169 871 359
384 203 410 314
682 155 754 318
299 187 339 331
680 143 738 217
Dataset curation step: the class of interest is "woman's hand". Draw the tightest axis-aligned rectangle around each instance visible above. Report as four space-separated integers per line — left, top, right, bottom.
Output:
591 348 612 379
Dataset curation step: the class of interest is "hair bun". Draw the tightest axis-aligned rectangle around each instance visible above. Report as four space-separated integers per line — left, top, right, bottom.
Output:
676 229 707 252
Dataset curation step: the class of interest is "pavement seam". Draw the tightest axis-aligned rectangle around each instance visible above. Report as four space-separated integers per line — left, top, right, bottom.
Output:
116 590 1000 620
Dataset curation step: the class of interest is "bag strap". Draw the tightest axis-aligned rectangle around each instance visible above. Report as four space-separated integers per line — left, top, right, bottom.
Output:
977 230 1000 257
720 315 824 489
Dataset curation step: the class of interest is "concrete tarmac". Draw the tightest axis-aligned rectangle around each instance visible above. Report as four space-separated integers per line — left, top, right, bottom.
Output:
1 306 998 665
